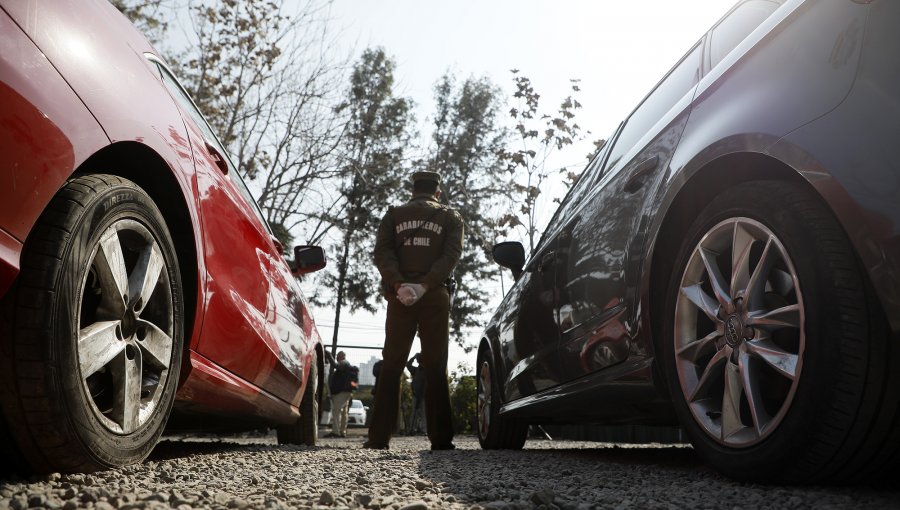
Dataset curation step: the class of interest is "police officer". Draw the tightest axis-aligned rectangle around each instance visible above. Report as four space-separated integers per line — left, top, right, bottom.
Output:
364 171 464 450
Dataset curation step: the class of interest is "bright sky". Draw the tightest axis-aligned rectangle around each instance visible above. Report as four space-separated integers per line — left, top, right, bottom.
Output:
308 0 734 371
330 0 729 143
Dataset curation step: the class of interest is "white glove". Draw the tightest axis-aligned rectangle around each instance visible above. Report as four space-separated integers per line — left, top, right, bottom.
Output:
397 283 427 306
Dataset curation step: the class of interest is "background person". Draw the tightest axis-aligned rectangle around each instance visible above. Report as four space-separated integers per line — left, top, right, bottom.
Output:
327 351 358 438
406 352 427 435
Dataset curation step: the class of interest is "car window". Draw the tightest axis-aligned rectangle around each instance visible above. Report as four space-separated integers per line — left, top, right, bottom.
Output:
603 42 702 176
541 126 618 241
351 400 363 408
150 58 271 232
155 63 224 161
544 156 601 236
710 0 780 69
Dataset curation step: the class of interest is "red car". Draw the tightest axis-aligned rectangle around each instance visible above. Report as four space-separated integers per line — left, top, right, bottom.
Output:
0 0 326 472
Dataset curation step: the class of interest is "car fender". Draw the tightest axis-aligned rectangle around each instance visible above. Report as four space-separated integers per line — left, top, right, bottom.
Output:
766 135 900 332
637 0 871 360
1 0 208 340
0 0 203 241
0 8 110 294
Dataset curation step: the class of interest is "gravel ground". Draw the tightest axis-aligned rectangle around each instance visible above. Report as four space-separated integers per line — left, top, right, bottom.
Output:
1 431 898 510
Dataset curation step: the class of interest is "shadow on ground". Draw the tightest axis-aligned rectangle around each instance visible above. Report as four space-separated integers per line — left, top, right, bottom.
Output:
511 443 702 467
416 439 900 508
148 440 258 462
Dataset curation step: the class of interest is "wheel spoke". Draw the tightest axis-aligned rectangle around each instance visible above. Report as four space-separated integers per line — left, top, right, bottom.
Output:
747 338 799 380
721 362 744 440
676 330 721 363
730 222 756 300
78 320 125 378
128 242 164 313
136 319 173 369
680 283 721 323
770 268 794 296
94 228 128 316
699 247 731 308
738 349 767 436
110 348 142 434
747 304 801 331
745 236 775 311
689 349 729 402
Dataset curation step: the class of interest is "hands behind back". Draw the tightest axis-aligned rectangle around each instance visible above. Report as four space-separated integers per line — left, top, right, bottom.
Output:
397 283 428 306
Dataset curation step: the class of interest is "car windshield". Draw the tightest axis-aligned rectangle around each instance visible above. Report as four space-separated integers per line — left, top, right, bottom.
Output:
351 400 363 408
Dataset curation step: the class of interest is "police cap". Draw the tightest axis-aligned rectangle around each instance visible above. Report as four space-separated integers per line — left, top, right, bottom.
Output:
411 171 441 185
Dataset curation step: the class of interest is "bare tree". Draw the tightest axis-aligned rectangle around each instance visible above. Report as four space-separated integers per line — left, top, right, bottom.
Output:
500 71 586 253
250 27 352 247
110 0 174 44
165 0 351 249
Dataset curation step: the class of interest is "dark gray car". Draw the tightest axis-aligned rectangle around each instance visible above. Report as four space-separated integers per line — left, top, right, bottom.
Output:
477 0 900 482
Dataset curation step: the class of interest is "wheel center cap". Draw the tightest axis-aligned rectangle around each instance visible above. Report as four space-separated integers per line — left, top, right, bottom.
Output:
121 308 137 339
724 315 743 347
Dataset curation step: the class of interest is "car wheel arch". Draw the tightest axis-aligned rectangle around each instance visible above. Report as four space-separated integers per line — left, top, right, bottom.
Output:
71 141 200 384
478 335 508 403
314 342 325 415
477 339 494 380
644 151 815 386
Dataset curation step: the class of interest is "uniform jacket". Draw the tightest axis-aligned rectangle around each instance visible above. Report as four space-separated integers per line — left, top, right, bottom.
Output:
329 360 359 395
373 194 464 291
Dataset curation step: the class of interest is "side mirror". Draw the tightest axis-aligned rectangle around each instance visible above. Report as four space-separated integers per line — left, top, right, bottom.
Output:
292 245 326 275
492 241 525 281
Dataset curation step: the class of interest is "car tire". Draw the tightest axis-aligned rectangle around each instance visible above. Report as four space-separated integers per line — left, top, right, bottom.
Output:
277 350 319 446
477 345 527 450
0 174 184 473
662 180 899 482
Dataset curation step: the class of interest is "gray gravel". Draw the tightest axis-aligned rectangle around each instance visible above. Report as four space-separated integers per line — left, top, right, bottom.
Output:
1 433 898 509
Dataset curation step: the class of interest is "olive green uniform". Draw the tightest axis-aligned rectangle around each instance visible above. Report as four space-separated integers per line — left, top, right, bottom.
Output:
368 192 464 448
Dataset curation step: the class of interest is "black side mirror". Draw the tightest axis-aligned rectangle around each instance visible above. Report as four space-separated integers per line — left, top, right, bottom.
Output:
492 241 525 281
293 245 327 275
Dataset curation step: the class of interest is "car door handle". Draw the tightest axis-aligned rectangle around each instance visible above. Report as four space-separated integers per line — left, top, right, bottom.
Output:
623 155 659 193
205 141 229 174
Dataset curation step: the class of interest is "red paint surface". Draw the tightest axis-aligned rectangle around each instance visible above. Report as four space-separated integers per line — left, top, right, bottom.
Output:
0 0 321 424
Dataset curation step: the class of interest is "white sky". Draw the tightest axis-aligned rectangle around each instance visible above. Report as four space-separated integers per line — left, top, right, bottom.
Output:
310 1 735 371
330 0 729 142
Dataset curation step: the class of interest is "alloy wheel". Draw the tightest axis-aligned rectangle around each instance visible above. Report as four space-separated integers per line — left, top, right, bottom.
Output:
77 219 174 435
674 217 805 447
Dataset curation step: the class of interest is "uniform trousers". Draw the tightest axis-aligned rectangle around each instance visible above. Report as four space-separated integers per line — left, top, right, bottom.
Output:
331 390 352 436
368 287 453 447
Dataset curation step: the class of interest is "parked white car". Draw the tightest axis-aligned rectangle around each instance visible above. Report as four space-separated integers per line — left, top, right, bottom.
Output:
348 399 367 426
320 399 368 427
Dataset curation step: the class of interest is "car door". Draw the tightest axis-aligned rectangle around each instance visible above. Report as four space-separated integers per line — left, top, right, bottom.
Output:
499 250 562 400
496 149 611 401
153 61 307 404
555 40 704 382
